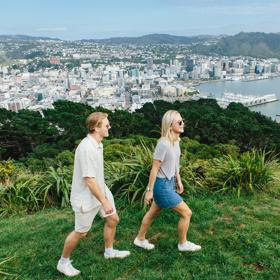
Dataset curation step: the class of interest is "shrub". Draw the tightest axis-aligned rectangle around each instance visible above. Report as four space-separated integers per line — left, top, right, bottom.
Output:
37 165 73 208
0 173 43 216
105 138 153 204
179 158 209 194
0 160 15 184
204 150 280 196
0 165 72 217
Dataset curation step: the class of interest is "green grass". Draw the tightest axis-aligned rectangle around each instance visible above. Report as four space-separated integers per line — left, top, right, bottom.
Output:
0 193 280 280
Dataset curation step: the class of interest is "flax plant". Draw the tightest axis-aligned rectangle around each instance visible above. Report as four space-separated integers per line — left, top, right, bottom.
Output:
205 149 279 196
36 165 72 208
105 139 153 204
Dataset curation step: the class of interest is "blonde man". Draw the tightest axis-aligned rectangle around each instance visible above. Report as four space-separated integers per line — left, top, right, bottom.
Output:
57 112 130 277
134 110 201 252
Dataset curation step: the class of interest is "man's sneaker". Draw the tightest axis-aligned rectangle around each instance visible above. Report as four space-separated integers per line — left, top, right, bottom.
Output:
134 237 155 250
178 241 201 252
57 259 80 277
104 249 130 259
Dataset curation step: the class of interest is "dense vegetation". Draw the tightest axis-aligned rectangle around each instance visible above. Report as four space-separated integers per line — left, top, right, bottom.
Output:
1 99 280 161
0 136 279 217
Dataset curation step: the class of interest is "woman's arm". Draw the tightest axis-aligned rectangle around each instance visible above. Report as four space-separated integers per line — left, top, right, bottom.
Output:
175 172 184 194
145 159 161 205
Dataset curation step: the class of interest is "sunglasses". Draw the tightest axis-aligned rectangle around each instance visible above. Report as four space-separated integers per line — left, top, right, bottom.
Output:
177 120 184 126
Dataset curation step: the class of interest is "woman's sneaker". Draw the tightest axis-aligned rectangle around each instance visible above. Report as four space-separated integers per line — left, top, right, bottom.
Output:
104 249 130 259
134 237 155 250
178 241 201 252
57 259 80 277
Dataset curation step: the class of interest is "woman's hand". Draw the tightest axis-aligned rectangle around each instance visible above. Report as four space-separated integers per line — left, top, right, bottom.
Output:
144 190 153 205
176 182 184 194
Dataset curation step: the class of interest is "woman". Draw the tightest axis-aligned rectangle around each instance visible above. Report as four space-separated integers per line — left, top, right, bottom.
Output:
134 110 201 252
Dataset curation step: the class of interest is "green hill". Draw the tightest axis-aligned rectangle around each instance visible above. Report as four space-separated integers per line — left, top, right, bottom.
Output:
192 32 280 58
80 33 216 45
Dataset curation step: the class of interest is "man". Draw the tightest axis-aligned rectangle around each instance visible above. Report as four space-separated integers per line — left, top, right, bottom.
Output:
57 112 130 277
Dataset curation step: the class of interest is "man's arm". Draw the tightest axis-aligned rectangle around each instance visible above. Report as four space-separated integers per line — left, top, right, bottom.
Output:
84 177 113 214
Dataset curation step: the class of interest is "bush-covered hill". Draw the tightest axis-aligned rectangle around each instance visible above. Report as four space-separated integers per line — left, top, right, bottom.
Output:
1 99 279 160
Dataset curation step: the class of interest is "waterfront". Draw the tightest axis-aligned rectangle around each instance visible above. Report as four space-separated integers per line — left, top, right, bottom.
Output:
197 77 280 121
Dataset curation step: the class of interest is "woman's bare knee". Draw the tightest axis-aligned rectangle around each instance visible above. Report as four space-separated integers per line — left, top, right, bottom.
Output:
173 202 192 219
148 202 161 217
181 206 192 219
186 208 192 218
148 208 160 219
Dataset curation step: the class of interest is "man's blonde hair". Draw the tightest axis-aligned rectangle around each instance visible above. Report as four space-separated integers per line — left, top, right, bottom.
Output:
160 110 181 144
86 112 108 133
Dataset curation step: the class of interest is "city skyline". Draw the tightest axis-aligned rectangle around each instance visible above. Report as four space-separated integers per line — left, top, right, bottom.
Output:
1 0 280 40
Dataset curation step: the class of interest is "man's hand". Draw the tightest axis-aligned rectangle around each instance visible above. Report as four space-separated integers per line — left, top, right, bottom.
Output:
176 182 184 194
144 191 153 205
101 198 114 214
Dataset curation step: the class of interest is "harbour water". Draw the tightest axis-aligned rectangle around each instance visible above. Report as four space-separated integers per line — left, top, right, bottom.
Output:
197 77 280 121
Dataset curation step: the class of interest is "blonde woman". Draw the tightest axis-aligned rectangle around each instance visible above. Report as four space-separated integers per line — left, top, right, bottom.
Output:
134 110 201 252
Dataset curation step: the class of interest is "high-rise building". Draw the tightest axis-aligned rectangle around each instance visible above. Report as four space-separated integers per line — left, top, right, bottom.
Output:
186 58 195 72
147 57 153 70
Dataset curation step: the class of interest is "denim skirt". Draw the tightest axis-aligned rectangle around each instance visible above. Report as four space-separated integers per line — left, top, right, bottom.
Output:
153 177 182 208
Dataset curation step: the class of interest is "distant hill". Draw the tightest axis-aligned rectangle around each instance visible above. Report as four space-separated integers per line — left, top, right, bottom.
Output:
0 34 61 41
80 33 218 44
191 32 280 58
2 32 280 58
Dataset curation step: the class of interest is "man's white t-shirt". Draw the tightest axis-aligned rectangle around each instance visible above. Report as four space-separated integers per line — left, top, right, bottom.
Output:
70 135 111 212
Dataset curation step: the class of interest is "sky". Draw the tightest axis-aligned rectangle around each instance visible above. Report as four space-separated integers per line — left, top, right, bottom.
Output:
1 0 279 40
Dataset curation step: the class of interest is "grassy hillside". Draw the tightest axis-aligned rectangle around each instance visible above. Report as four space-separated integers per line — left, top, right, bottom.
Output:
1 192 279 280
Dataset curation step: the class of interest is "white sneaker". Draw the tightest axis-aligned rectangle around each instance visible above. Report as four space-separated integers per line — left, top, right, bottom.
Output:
134 237 155 250
104 249 130 259
57 260 80 277
178 241 201 252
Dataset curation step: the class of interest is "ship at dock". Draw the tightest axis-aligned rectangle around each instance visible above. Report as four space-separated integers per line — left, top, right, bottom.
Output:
215 92 278 108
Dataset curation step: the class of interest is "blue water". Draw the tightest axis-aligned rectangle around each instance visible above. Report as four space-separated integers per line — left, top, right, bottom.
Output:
197 77 280 121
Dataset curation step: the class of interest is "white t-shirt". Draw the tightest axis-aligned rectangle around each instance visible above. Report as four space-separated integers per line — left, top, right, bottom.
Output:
70 135 110 212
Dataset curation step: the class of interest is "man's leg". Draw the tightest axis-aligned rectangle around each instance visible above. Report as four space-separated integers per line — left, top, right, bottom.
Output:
61 231 87 258
57 209 96 276
103 213 130 259
104 213 119 249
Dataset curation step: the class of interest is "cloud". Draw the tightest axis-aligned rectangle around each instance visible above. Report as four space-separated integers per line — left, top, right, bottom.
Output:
36 27 67 32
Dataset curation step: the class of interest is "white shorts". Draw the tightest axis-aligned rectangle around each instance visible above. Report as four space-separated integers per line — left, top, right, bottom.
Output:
74 191 116 233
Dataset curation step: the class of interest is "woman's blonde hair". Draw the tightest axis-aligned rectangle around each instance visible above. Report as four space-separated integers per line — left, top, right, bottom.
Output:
160 110 181 144
86 112 108 133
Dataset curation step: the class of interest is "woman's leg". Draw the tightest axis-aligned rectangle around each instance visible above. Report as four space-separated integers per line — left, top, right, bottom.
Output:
172 201 192 244
137 201 161 240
